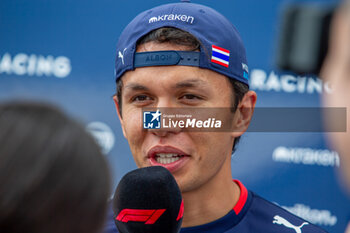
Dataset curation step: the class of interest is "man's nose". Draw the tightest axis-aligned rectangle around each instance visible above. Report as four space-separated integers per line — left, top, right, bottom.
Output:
150 98 182 137
156 98 175 108
150 125 182 137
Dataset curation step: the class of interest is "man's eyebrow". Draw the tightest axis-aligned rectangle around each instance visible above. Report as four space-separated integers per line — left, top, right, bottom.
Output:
123 83 150 91
174 79 208 89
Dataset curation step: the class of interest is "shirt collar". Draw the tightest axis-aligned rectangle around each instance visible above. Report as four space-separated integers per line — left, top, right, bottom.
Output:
180 180 252 233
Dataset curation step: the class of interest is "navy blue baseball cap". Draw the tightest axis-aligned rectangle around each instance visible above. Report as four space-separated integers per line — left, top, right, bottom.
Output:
115 0 249 86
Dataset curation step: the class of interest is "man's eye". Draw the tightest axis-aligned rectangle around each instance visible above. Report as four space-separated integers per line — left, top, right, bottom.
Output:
132 95 152 102
181 94 202 100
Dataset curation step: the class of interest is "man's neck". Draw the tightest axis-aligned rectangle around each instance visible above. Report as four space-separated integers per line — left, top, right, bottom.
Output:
180 162 241 228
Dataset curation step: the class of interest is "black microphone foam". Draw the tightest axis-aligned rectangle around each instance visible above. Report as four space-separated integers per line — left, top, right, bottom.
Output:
113 166 183 233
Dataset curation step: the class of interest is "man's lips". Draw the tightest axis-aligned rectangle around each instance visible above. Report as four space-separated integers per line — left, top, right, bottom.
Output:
147 145 189 159
147 145 190 172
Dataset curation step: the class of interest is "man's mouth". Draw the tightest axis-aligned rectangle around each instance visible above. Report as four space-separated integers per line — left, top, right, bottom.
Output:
155 153 185 164
147 146 190 172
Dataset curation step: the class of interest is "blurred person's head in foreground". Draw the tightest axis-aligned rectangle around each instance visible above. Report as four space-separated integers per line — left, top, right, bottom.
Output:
321 0 350 192
0 101 111 233
321 2 350 230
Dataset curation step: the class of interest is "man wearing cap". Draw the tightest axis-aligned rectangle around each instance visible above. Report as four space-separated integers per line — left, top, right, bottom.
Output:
106 1 327 232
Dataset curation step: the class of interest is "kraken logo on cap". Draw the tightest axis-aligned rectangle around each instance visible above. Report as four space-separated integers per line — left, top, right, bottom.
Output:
148 14 195 24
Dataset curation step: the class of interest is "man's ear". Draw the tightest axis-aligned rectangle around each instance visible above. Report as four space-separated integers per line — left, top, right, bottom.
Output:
231 90 257 138
113 95 127 138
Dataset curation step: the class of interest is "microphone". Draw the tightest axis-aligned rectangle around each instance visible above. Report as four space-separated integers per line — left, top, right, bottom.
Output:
112 166 184 233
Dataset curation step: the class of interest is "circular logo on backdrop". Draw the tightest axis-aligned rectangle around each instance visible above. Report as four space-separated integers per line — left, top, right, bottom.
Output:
86 121 115 155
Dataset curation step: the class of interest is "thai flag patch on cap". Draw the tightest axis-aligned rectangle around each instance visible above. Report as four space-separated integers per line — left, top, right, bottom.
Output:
211 45 230 68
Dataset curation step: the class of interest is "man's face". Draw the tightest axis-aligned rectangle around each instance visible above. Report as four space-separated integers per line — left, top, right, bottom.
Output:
115 42 245 193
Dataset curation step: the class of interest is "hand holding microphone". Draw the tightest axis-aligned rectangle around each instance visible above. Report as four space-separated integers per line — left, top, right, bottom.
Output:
113 166 183 233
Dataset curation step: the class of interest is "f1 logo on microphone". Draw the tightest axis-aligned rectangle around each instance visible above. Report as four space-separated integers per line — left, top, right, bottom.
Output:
143 110 161 129
116 209 166 224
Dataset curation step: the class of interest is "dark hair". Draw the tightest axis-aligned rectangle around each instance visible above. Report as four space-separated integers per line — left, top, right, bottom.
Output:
116 27 249 153
0 101 111 233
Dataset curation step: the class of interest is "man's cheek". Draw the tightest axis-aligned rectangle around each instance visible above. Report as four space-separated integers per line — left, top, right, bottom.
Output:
124 114 143 135
128 140 144 166
126 130 142 149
